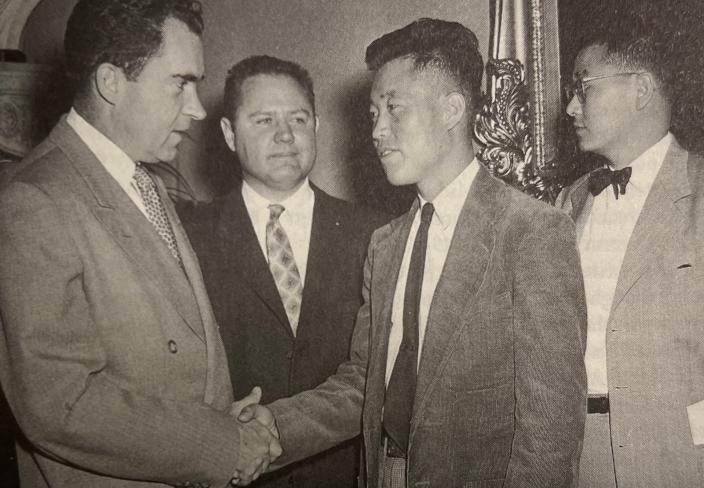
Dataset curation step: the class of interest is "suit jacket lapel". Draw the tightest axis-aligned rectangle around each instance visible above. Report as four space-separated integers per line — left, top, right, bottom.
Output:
51 119 205 341
217 186 292 334
564 173 593 239
412 167 496 428
611 140 692 311
165 180 233 406
365 200 417 422
297 187 336 333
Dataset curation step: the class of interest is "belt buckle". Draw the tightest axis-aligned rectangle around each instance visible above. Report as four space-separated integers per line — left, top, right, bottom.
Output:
383 434 407 459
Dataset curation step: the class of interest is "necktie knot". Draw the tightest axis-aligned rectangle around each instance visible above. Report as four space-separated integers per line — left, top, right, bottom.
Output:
420 202 434 228
133 165 155 192
588 166 632 199
268 203 285 221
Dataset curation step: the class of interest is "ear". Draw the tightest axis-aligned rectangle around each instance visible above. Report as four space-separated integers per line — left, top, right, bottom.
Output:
634 72 656 111
444 91 466 132
94 63 123 105
220 117 237 152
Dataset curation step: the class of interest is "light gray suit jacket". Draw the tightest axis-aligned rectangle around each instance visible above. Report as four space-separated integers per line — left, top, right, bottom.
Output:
556 139 704 487
0 118 244 488
270 166 587 488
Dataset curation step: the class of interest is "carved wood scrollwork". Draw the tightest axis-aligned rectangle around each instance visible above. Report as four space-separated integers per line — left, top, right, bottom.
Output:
474 58 557 202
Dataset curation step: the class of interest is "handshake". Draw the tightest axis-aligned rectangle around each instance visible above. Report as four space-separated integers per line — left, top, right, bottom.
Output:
228 387 282 486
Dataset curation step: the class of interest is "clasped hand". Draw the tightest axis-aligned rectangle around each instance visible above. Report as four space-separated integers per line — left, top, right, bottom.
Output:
228 387 281 486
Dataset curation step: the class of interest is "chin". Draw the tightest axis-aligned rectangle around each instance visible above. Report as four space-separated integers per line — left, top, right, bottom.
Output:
274 177 304 191
576 137 593 153
384 171 412 187
156 148 179 163
381 161 406 186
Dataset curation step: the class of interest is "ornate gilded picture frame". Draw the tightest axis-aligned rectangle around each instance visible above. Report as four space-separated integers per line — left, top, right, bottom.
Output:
474 0 563 202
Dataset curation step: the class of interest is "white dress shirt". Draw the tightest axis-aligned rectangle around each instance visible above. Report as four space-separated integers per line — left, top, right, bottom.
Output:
385 160 479 386
241 179 315 285
579 133 672 394
66 108 147 216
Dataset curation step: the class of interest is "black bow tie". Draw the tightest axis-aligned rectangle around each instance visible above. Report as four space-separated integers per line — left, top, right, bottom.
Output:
588 167 632 199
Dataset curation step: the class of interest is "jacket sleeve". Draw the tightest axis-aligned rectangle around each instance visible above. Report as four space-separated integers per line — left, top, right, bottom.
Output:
0 182 245 488
503 208 587 488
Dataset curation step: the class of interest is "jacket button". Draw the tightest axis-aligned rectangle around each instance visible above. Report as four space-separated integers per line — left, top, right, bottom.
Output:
168 340 178 353
286 351 293 360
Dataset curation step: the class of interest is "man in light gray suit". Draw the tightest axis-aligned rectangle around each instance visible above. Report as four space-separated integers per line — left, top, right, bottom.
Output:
0 1 279 487
245 18 587 488
557 8 704 487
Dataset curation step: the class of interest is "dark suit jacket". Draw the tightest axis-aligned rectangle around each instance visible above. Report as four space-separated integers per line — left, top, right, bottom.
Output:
556 139 704 487
269 165 588 488
0 118 246 488
180 184 388 488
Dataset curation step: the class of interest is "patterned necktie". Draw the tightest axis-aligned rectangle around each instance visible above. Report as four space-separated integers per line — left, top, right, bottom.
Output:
266 204 303 335
132 165 182 264
588 166 632 199
383 202 434 453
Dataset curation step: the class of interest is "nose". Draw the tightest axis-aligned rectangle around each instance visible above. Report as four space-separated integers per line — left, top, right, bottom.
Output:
371 111 388 145
184 86 206 121
566 94 581 118
274 120 294 144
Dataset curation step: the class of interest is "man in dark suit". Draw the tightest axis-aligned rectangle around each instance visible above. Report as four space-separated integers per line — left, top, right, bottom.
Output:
557 9 704 487
0 1 279 487
180 55 387 488
244 18 588 488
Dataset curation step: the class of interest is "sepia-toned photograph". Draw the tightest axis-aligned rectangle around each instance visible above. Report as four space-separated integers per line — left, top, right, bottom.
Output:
0 1 703 487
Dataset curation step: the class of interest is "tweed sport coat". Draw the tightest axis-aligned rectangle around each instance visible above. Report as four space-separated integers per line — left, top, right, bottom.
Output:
269 165 588 488
0 117 246 488
179 183 387 488
556 139 704 487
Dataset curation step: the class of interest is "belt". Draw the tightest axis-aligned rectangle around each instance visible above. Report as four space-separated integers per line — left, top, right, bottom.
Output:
587 394 609 414
382 431 407 459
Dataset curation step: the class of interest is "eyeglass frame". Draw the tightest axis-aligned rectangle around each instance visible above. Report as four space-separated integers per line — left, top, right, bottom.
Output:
564 72 643 104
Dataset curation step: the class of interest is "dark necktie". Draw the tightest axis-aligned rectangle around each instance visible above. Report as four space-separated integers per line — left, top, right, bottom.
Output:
383 202 434 453
133 165 182 264
588 166 632 199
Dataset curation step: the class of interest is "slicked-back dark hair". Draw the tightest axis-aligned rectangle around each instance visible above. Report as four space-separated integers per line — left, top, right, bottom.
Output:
65 0 203 99
365 18 484 115
577 5 674 101
223 55 316 120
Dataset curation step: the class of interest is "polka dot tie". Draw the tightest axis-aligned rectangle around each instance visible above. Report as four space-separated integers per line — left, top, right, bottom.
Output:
133 165 182 265
266 204 303 335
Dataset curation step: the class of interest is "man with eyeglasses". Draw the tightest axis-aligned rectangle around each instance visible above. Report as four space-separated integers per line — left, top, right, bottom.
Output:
557 9 704 488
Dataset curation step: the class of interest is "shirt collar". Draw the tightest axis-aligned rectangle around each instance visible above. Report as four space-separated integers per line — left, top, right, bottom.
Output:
66 107 138 186
241 178 314 218
621 132 672 194
418 159 479 230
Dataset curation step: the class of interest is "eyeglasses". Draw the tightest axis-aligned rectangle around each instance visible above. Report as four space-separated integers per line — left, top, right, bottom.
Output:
564 72 642 104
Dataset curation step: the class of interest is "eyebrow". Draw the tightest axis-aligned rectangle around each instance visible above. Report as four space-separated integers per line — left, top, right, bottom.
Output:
370 89 400 104
289 108 312 116
247 108 313 117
